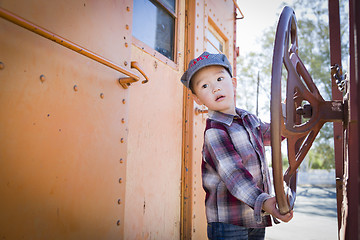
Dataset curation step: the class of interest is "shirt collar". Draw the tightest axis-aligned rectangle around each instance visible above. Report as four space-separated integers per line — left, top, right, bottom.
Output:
208 108 249 126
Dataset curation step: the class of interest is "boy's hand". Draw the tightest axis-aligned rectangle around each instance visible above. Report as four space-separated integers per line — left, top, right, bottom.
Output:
262 197 293 222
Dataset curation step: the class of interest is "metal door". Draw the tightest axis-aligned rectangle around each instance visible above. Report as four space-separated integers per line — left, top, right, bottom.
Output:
0 1 133 239
122 0 185 238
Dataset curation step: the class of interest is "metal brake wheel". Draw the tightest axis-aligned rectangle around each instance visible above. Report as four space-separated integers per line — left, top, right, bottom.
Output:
270 6 328 214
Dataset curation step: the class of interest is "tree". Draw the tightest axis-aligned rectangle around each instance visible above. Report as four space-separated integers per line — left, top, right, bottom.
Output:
236 0 349 170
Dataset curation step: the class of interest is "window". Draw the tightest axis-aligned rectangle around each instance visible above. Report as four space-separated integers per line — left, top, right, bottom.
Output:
133 0 176 61
206 23 226 55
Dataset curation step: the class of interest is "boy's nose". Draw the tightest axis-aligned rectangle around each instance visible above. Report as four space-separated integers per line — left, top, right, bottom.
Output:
213 87 220 93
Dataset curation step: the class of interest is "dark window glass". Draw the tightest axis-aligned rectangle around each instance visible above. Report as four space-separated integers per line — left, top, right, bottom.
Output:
160 0 176 12
133 0 175 60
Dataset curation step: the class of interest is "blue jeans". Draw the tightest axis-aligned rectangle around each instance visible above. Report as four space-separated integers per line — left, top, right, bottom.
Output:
207 222 265 240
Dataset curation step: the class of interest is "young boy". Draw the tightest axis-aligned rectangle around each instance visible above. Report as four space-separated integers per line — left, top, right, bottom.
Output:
180 52 293 240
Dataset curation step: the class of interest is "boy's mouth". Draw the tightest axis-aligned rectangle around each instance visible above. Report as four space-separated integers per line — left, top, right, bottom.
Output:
215 95 225 101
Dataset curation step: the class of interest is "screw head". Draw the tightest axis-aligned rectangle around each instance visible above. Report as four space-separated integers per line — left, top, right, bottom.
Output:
40 74 46 82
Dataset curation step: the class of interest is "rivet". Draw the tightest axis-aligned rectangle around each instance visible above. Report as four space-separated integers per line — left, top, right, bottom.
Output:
117 220 121 226
121 118 125 123
40 74 46 82
120 158 123 163
125 24 129 30
120 138 124 143
118 199 121 205
100 93 104 99
122 99 126 104
125 42 128 48
73 85 78 91
126 6 130 12
0 62 4 70
154 61 158 69
124 61 128 66
119 178 122 183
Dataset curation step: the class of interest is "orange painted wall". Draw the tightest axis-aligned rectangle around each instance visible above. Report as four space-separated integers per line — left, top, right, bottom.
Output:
0 0 237 239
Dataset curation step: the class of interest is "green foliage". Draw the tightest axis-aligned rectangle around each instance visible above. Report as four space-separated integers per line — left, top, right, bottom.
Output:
236 0 349 170
308 136 335 169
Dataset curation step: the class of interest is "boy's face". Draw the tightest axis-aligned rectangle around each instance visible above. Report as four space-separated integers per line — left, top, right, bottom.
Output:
191 65 237 115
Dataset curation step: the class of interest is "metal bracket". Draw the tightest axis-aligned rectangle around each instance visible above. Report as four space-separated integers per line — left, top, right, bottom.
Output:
331 64 347 92
119 61 149 89
194 107 208 115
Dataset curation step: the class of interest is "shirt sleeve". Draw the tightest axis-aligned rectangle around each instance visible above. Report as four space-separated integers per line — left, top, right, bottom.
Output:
258 118 271 146
204 127 271 223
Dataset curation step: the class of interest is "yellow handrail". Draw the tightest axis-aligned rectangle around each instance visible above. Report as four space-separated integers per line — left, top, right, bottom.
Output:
232 0 244 20
0 7 140 82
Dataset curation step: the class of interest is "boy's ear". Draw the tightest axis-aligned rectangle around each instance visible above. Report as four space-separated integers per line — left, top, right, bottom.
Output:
232 77 237 88
192 94 203 105
232 77 237 98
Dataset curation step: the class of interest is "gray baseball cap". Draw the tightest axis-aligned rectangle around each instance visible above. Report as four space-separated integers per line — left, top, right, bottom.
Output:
180 51 233 89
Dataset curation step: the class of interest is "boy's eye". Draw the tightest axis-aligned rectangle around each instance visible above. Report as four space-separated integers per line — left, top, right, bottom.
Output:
202 84 209 89
217 77 223 81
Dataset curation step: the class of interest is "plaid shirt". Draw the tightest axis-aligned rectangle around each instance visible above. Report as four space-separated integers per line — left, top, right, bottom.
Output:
202 108 273 228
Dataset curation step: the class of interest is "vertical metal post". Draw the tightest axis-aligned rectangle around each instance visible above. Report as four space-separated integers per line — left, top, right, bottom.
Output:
346 0 360 239
181 1 195 239
328 0 344 237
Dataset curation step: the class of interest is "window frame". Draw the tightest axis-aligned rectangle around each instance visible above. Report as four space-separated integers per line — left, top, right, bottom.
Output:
131 0 179 69
206 17 228 56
